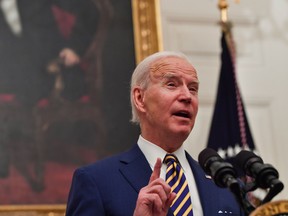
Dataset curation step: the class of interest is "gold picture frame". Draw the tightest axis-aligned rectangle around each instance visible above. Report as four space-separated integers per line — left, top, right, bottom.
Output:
0 205 66 216
132 0 163 63
0 0 161 214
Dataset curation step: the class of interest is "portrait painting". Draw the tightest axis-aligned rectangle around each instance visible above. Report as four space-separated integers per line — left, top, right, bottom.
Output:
0 0 161 212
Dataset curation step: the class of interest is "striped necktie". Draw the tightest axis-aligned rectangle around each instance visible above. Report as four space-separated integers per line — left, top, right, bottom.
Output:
164 154 193 216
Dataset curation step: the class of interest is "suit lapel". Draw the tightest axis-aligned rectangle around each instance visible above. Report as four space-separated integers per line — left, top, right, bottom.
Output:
118 145 152 193
118 145 174 216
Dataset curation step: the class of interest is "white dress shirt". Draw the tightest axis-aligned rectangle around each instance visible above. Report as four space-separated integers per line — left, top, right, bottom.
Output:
138 135 204 216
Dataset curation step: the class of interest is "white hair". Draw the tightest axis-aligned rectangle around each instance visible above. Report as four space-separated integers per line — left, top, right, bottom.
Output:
130 51 191 123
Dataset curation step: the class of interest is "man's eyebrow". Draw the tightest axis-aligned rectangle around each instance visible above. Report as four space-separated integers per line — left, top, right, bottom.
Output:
162 73 199 84
189 80 200 85
162 73 178 79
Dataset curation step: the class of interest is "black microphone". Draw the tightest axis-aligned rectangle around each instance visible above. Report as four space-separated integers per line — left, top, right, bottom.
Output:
199 148 256 214
234 150 283 189
198 148 239 189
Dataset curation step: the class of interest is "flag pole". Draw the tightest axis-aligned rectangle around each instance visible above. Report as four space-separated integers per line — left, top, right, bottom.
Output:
218 0 229 23
217 0 240 26
218 0 237 62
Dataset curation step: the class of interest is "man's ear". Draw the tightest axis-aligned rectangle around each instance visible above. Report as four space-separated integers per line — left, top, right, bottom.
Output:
132 87 146 113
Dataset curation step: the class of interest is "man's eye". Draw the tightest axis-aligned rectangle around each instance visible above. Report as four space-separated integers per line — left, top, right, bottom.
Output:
167 82 176 87
189 87 198 94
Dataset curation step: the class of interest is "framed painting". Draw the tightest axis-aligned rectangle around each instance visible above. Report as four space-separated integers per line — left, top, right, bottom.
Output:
0 0 161 213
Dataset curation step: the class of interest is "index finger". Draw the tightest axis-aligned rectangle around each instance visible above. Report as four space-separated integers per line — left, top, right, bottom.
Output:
149 158 162 183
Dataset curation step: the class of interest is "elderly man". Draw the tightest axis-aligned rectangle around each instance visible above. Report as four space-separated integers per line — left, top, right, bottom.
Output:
66 51 244 215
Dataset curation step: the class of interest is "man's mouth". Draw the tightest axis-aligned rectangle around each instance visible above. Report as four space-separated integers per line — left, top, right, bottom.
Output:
173 111 191 119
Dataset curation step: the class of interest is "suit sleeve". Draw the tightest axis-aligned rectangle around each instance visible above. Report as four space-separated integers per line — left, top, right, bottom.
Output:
66 168 105 216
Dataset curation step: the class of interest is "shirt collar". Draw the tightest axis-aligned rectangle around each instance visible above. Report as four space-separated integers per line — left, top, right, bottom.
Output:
137 135 188 172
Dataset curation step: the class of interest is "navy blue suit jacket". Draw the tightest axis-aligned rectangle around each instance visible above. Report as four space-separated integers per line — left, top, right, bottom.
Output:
66 144 244 216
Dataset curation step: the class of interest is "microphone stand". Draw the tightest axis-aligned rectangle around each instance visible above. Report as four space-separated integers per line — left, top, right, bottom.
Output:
226 178 255 215
260 179 284 204
233 178 284 215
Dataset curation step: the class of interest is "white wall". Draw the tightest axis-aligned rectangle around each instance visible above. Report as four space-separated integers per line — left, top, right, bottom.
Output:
159 0 288 200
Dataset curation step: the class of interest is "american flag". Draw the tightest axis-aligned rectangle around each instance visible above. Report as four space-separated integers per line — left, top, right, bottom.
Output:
207 23 256 163
207 22 267 207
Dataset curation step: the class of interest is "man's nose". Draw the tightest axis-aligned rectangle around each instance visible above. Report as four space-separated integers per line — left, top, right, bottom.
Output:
178 86 192 103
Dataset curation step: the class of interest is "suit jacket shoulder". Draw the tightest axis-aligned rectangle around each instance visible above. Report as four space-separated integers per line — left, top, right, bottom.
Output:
66 144 152 216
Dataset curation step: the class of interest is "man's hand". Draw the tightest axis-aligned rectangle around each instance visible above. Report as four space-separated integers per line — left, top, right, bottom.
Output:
59 48 80 67
133 158 176 216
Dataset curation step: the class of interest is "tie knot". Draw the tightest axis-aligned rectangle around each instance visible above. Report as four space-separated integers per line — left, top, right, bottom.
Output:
164 154 178 165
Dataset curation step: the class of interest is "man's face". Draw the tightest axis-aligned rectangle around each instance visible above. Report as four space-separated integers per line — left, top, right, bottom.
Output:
139 56 199 144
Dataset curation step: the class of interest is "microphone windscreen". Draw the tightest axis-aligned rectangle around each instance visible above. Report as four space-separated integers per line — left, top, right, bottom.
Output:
234 150 263 170
198 148 219 169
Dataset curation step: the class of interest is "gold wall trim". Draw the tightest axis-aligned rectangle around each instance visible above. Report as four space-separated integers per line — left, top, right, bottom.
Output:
0 204 66 215
132 0 163 64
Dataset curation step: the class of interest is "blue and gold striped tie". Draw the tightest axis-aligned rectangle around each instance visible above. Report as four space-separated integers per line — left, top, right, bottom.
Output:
164 154 193 216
